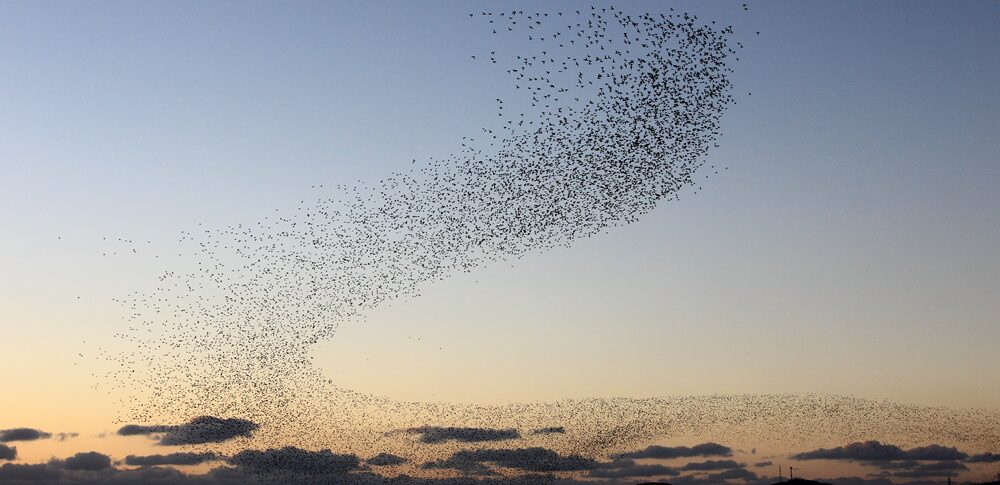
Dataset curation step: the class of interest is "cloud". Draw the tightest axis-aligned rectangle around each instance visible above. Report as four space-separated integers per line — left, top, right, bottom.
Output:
905 444 969 461
115 465 192 482
968 452 1000 463
795 476 894 485
207 466 248 480
60 451 113 471
0 443 588 484
668 470 766 485
532 427 566 435
56 432 79 442
227 446 360 475
753 460 773 467
891 461 967 478
706 467 758 480
616 442 732 460
118 416 258 445
367 453 407 466
0 435 980 485
0 444 15 461
876 460 920 470
0 428 52 442
422 456 497 476
680 459 745 471
406 426 520 444
117 424 173 435
792 441 905 461
0 463 62 481
791 441 967 463
588 464 679 479
429 447 598 474
124 452 220 467
459 448 597 472
587 459 679 479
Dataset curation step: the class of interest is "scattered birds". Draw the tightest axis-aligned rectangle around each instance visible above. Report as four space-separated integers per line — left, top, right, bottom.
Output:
82 6 1000 483
102 7 742 452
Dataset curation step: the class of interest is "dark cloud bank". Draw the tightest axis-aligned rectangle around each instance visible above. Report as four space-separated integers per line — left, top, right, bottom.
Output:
0 428 52 443
792 440 968 463
61 452 113 471
1 420 996 484
615 442 733 460
791 440 1000 482
0 444 16 461
367 453 408 466
124 452 220 467
1 439 999 485
117 416 257 445
424 447 597 475
406 427 521 444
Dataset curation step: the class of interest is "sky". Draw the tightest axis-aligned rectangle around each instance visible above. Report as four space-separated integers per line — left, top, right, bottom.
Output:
1 1 999 483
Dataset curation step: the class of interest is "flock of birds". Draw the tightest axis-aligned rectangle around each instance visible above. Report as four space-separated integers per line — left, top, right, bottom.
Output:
84 4 1000 483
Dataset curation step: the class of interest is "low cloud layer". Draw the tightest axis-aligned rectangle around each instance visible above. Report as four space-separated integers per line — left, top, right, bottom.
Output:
0 437 994 485
426 447 597 474
405 426 520 444
616 442 733 460
587 459 679 479
227 446 360 475
679 459 745 471
124 452 220 467
785 440 1000 484
792 441 968 463
60 452 112 471
118 416 257 445
0 428 52 442
0 463 61 481
968 452 1000 463
366 453 407 466
705 467 758 481
890 460 968 478
0 444 16 461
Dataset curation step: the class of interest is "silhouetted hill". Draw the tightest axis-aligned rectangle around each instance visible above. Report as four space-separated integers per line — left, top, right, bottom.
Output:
773 480 832 485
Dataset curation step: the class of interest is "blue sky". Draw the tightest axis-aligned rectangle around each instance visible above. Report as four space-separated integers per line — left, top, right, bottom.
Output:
1 2 999 480
2 0 999 402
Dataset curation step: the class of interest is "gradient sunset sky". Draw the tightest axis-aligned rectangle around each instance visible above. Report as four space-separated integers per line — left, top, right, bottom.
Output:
1 1 999 483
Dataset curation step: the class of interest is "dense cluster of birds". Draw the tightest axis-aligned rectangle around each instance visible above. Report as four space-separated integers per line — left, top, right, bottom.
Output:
84 5 1000 483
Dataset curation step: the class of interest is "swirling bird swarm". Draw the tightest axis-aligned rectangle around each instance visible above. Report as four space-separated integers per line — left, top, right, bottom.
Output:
105 7 734 426
98 6 1000 480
